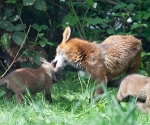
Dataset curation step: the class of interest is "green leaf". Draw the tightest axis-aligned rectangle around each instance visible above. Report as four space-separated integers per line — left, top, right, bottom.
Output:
62 14 79 27
40 25 48 30
0 33 11 50
33 52 43 65
32 23 41 32
39 40 46 47
38 33 44 38
9 15 19 22
15 24 26 31
6 23 15 32
107 29 115 34
20 61 33 68
23 0 35 6
113 2 127 10
12 32 26 46
86 0 94 6
131 23 147 29
39 37 48 47
34 0 46 11
86 17 106 25
46 41 53 46
4 7 14 17
0 21 10 29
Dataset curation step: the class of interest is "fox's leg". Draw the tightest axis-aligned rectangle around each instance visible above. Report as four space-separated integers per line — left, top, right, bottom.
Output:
146 95 150 108
94 77 107 97
5 89 13 100
16 93 23 103
43 86 52 103
44 91 52 103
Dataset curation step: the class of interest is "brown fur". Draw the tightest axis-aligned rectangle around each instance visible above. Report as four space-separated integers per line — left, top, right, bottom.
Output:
116 74 150 113
0 57 56 103
0 31 48 69
5 41 48 69
52 27 142 96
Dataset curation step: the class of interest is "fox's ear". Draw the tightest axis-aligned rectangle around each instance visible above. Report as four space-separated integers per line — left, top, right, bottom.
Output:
40 57 47 63
62 26 71 42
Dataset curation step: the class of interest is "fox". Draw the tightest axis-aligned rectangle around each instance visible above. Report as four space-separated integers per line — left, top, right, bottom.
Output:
51 26 142 96
0 57 57 103
116 74 150 113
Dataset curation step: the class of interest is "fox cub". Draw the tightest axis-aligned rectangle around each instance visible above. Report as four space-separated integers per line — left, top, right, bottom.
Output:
116 74 150 113
0 57 57 103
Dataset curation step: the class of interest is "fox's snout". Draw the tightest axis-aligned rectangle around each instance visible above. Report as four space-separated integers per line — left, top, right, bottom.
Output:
51 59 62 73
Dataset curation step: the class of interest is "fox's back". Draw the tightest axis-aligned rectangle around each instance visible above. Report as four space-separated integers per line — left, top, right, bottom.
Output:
99 35 141 74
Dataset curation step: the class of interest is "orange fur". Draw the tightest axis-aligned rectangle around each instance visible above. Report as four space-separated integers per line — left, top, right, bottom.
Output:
52 27 142 96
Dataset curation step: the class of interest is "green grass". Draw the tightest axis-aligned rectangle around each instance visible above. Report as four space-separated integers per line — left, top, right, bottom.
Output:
0 71 150 125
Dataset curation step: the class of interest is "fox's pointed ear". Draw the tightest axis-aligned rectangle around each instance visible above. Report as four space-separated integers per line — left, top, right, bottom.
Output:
40 57 47 63
62 26 71 42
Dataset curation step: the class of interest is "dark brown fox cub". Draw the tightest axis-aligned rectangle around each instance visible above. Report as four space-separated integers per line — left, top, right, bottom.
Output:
116 74 150 113
0 57 57 103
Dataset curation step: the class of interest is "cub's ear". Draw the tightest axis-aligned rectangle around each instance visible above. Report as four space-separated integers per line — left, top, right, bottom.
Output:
62 26 71 42
40 57 47 63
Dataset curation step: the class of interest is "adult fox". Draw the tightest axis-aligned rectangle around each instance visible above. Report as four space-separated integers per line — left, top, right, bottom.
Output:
52 26 142 96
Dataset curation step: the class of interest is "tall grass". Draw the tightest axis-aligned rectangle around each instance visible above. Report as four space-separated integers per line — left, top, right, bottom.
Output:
0 71 150 125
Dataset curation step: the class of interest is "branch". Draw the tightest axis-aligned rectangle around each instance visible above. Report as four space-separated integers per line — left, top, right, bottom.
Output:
0 25 31 78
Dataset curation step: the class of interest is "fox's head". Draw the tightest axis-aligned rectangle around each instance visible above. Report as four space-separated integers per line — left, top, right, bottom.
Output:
52 27 94 72
51 27 71 72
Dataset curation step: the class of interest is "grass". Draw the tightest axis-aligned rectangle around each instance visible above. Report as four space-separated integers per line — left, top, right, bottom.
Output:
0 71 150 125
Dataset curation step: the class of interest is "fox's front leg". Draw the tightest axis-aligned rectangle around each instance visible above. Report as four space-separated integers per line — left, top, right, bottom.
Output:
94 77 107 97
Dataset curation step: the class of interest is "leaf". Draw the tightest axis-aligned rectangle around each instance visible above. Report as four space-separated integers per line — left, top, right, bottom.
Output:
40 25 48 30
12 32 26 46
62 14 79 26
20 61 33 68
15 24 26 31
39 37 48 47
107 29 115 34
86 17 106 25
34 0 46 11
113 2 127 10
39 40 46 47
6 23 15 32
86 0 94 6
46 41 53 46
0 33 11 50
23 0 35 6
38 33 44 38
0 21 10 29
131 23 147 29
4 7 14 17
33 52 43 65
9 15 19 22
32 23 41 32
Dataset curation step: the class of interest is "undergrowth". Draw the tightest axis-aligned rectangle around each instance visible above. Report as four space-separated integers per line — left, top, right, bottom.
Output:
0 71 149 125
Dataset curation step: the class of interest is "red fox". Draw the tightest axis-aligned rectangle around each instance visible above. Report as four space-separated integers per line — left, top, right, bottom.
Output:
0 57 57 103
52 26 142 96
116 74 150 113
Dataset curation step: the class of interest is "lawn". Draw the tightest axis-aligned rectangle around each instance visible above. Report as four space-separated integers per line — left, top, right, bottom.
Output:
0 71 150 125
